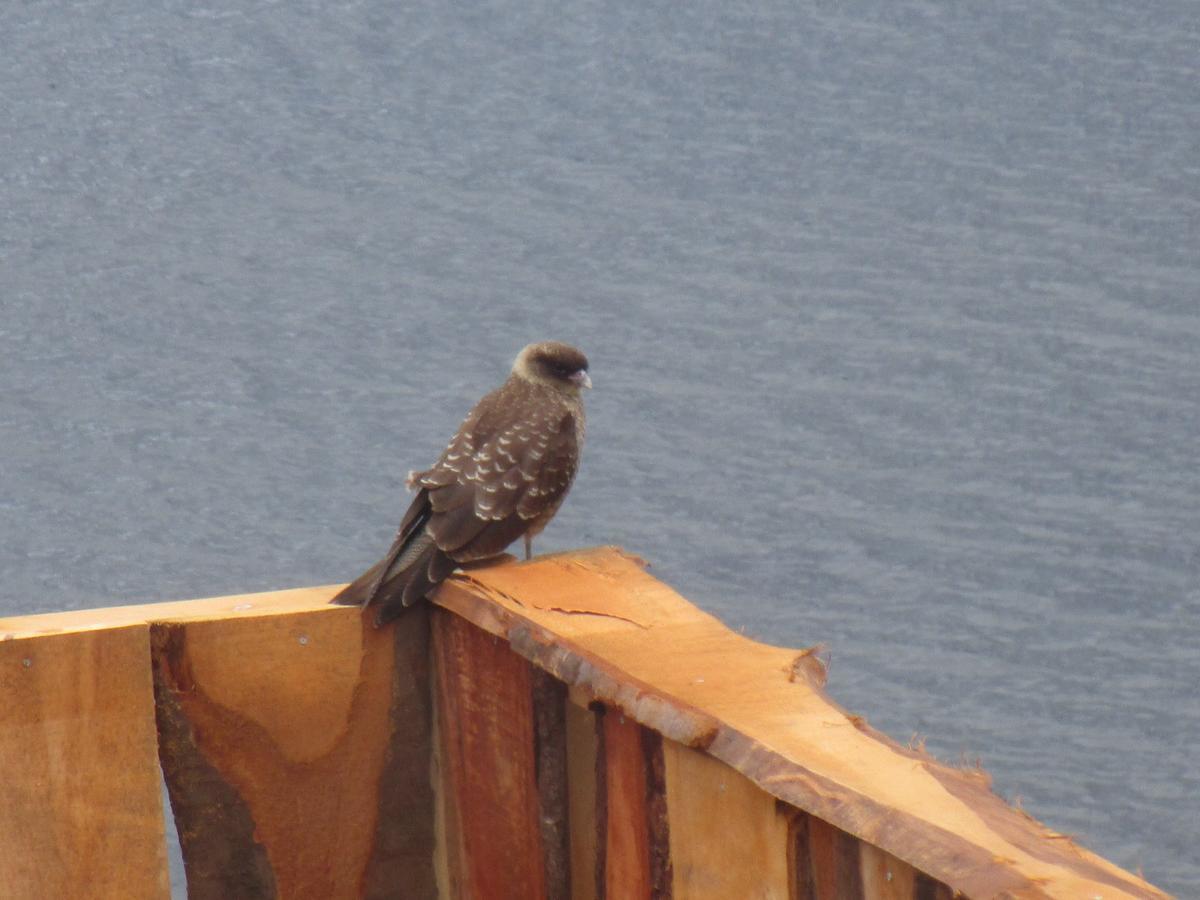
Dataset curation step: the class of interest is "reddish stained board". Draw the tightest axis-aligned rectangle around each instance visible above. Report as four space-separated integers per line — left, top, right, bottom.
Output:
432 608 547 900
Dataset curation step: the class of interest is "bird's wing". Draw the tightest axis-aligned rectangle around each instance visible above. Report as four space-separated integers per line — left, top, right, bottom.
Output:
417 406 580 562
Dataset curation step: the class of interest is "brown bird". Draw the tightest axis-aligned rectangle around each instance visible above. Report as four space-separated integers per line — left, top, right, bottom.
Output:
331 341 590 625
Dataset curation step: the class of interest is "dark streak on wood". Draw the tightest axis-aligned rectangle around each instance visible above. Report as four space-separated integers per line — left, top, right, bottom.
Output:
433 650 466 900
533 668 571 900
602 709 654 898
592 703 608 900
506 622 720 750
719 736 1047 900
914 871 955 900
360 606 437 900
800 814 864 900
810 815 833 898
788 810 815 900
151 623 278 900
641 728 672 899
834 822 864 899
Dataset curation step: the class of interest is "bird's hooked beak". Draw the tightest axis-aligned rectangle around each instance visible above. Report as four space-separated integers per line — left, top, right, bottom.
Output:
570 370 592 389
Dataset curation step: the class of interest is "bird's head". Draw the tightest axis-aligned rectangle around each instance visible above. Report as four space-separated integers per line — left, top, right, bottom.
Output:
513 341 591 393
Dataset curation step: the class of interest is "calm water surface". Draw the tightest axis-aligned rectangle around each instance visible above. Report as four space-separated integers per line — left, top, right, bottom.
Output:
3 1 1198 894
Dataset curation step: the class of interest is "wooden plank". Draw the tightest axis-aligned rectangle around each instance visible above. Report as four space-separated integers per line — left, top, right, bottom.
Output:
644 729 672 897
431 658 464 900
662 742 789 900
359 606 439 899
565 701 601 900
0 584 344 639
603 709 652 898
790 814 864 900
431 608 546 900
152 604 435 900
533 669 571 900
810 816 864 899
0 626 168 900
789 813 815 900
600 709 672 898
913 871 955 900
859 843 918 899
435 548 1170 900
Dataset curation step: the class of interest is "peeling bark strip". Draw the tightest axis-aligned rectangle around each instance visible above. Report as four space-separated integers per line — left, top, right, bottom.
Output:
506 622 720 750
431 609 547 900
532 669 571 900
641 730 673 899
593 704 608 900
150 606 415 900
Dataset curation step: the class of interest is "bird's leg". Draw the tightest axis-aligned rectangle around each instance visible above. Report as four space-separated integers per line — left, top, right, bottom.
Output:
524 534 533 561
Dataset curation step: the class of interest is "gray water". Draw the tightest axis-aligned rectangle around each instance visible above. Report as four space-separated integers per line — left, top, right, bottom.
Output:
3 1 1198 895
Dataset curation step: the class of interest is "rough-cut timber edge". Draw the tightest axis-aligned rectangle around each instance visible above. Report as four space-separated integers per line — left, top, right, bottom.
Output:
431 547 1170 900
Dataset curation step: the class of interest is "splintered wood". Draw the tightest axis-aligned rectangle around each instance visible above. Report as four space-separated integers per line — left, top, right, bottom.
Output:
0 548 1171 899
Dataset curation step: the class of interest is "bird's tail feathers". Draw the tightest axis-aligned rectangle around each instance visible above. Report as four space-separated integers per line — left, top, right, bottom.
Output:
329 557 388 608
330 531 456 626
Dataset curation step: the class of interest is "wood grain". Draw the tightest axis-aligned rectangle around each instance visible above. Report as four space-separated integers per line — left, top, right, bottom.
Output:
533 669 571 900
0 626 168 900
859 843 918 899
0 549 1170 900
436 548 1169 900
804 815 864 900
663 742 790 900
432 607 546 900
361 605 439 899
152 604 434 899
643 729 673 898
603 709 654 899
565 701 601 900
